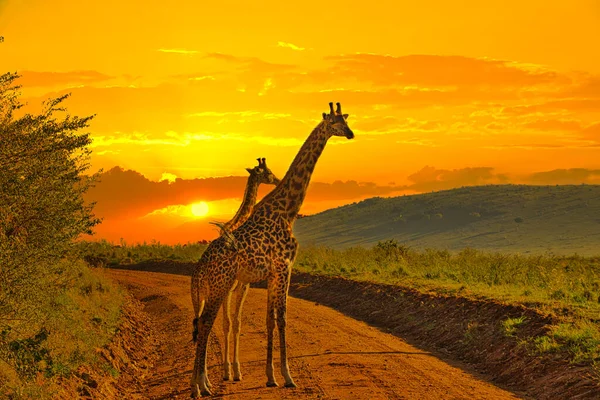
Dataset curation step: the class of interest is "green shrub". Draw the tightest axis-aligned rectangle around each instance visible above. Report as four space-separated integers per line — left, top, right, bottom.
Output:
0 72 122 397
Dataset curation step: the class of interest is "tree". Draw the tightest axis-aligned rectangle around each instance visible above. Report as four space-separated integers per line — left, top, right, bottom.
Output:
0 72 100 338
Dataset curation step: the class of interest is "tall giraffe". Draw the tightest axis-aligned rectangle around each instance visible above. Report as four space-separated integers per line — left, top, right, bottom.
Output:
190 102 354 397
214 157 280 382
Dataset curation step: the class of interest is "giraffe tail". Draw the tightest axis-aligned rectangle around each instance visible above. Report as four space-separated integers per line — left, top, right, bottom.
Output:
192 299 205 343
191 267 206 343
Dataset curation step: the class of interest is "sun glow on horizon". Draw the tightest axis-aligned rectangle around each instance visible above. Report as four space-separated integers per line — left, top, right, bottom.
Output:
190 202 210 217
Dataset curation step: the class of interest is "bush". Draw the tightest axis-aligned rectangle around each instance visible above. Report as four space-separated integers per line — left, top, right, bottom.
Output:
1 72 101 331
374 239 409 262
0 72 117 396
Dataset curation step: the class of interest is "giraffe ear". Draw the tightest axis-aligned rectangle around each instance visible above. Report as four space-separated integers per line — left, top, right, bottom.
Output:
343 114 349 120
246 168 253 174
322 112 328 120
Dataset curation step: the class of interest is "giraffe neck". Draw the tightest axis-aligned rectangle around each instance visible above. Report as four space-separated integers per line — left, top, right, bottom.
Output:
223 174 260 231
256 122 330 222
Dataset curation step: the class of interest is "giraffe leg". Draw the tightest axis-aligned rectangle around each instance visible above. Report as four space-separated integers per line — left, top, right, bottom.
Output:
265 284 278 387
190 300 220 398
275 269 296 388
191 335 209 398
232 282 249 381
204 365 212 389
221 288 233 381
199 364 212 391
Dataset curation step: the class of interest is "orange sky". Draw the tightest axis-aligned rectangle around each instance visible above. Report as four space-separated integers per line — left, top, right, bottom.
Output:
2 0 600 243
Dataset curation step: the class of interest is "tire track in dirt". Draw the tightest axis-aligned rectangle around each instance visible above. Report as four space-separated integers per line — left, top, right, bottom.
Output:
103 269 521 399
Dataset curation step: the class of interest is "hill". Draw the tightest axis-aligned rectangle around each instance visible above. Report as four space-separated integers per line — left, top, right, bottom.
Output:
293 184 600 255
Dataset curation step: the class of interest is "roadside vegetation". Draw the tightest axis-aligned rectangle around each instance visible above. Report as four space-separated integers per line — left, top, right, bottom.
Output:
77 239 207 266
0 72 123 399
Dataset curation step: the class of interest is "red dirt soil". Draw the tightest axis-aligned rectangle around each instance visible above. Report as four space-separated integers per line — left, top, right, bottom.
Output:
99 268 524 399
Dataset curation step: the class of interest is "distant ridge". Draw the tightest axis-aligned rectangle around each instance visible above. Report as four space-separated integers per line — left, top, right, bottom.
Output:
293 184 600 256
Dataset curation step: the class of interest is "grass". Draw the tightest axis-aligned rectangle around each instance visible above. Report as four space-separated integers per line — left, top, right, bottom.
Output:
76 239 207 265
502 316 527 337
293 241 600 312
0 259 123 399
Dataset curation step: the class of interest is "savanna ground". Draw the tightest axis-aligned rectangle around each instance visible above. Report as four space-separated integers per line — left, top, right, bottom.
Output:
77 240 600 399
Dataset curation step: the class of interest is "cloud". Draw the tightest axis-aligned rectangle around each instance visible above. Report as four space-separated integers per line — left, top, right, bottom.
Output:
581 122 600 140
19 52 597 123
401 165 600 192
319 54 567 88
406 166 509 191
85 166 254 220
186 110 291 119
156 48 199 54
485 122 505 130
277 41 305 51
20 51 594 134
305 180 406 202
187 75 216 81
395 138 438 147
483 143 566 150
90 131 305 149
160 172 178 183
526 168 600 185
502 99 600 116
85 166 412 221
351 116 442 133
554 75 600 98
17 70 114 87
523 119 582 131
204 52 296 72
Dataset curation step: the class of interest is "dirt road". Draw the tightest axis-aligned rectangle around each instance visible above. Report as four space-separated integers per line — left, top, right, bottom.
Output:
104 269 520 399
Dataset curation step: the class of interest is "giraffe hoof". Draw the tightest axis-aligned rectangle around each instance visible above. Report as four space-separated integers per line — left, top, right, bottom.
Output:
266 381 279 387
233 376 242 382
285 382 297 388
200 388 213 397
223 375 230 381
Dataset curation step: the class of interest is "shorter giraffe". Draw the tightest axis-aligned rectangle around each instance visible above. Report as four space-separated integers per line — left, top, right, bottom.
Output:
192 158 280 383
211 158 281 381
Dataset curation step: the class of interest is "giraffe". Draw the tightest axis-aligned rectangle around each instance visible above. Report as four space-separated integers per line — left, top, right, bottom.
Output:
212 157 280 382
190 102 354 397
191 157 280 387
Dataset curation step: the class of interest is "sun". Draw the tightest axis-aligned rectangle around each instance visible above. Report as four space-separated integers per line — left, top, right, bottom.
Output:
191 202 209 217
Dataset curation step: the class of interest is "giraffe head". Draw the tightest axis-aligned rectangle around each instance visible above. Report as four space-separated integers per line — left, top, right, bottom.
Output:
246 157 280 185
322 102 354 139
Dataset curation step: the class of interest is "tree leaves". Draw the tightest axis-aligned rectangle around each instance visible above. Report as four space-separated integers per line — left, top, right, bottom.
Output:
0 72 101 339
